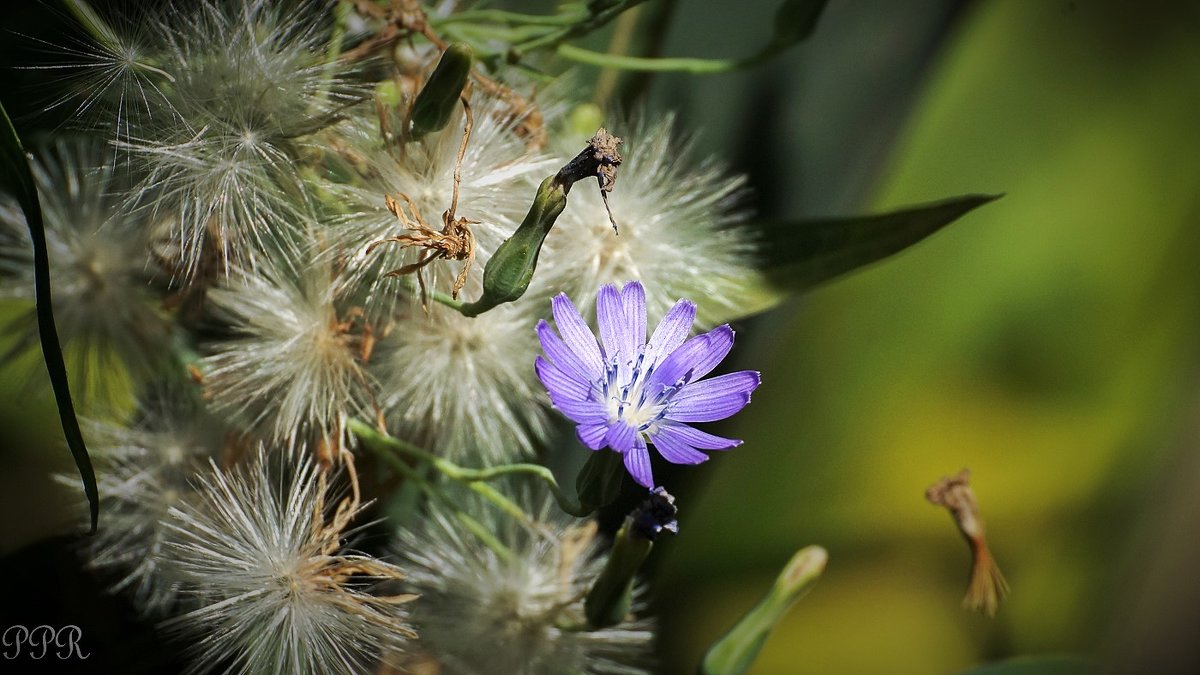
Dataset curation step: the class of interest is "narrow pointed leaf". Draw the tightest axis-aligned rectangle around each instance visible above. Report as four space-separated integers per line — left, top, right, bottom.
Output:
0 101 99 533
757 194 1000 293
61 0 120 49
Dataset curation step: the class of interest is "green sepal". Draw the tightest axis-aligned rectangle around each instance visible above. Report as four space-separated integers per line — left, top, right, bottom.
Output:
409 42 474 139
584 517 653 628
575 449 625 513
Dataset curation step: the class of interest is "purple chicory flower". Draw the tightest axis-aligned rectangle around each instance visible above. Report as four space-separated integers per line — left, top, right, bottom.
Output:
535 281 760 488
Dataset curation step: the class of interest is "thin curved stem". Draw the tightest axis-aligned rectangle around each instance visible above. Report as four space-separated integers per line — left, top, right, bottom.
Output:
349 419 591 518
388 274 465 312
511 0 649 55
356 424 514 561
557 43 761 74
432 9 581 27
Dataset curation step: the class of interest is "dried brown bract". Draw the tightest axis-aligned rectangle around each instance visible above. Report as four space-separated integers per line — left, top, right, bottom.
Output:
370 99 480 309
926 469 1010 617
302 452 417 628
368 194 476 308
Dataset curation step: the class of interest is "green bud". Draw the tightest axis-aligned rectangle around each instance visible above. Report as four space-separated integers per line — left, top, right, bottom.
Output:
585 518 651 628
457 128 622 317
699 546 828 675
460 175 568 317
409 42 473 139
576 450 625 513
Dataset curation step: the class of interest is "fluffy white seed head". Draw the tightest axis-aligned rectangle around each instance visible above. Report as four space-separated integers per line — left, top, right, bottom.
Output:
86 0 369 278
395 494 655 674
163 448 413 675
0 139 170 406
373 300 550 464
55 394 225 616
542 116 753 325
202 253 372 450
23 6 171 146
324 93 555 318
84 393 226 614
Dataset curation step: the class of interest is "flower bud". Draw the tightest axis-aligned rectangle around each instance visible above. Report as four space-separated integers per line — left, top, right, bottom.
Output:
700 546 828 675
459 128 622 317
460 175 568 316
584 488 678 628
409 42 473 139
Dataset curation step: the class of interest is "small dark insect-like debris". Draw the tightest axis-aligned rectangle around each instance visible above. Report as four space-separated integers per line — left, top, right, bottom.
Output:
556 128 623 233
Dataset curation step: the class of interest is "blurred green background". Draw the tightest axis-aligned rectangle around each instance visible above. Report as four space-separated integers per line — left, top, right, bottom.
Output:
4 1 1200 673
640 1 1200 673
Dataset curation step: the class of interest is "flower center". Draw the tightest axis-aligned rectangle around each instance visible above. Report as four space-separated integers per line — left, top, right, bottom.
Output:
600 348 687 432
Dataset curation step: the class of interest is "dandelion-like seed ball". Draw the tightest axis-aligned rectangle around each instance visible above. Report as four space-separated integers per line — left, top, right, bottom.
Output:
396 495 655 674
202 254 373 451
374 300 550 464
163 448 413 674
544 117 754 325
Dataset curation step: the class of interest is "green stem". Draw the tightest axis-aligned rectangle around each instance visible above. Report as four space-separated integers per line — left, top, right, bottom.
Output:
387 275 466 313
349 418 591 518
432 9 580 28
558 43 769 74
444 22 553 49
356 422 514 561
511 0 650 56
591 4 643 105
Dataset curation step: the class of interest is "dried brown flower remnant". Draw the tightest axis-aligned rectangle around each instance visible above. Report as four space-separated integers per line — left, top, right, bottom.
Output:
370 100 479 308
926 469 1009 617
300 453 418 621
369 194 476 306
556 127 624 232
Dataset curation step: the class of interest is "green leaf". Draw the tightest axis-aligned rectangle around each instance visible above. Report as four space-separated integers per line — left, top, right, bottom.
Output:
758 194 1000 293
61 0 119 49
770 0 830 48
0 101 99 533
